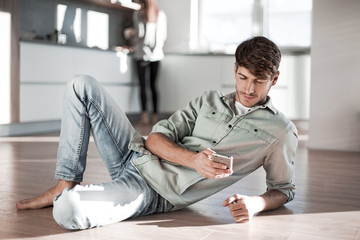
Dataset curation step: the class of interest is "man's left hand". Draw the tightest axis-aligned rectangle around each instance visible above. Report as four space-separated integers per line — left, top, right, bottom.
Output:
222 194 257 223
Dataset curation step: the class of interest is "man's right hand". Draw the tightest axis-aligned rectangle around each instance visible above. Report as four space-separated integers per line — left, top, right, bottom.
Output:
190 148 233 179
145 133 232 179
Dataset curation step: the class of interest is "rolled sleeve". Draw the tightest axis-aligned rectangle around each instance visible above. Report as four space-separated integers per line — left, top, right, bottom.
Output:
263 129 298 203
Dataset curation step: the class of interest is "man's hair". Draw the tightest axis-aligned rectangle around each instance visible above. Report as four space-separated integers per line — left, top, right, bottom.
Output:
235 36 281 79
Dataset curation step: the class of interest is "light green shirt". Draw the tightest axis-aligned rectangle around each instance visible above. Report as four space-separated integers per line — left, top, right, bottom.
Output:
130 91 298 210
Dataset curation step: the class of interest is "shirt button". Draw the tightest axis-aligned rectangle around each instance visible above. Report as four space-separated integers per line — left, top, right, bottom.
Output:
212 112 216 114
213 140 216 144
254 129 258 132
228 125 232 128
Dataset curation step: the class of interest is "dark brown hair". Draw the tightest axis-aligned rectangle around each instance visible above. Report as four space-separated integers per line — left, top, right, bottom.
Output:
136 0 159 22
235 36 281 79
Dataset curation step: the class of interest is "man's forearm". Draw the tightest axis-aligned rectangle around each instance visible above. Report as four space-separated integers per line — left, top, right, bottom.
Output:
223 190 288 223
145 132 196 167
145 133 232 179
252 190 287 213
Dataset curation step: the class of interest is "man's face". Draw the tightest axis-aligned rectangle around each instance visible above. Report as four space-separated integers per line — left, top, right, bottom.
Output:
234 64 279 108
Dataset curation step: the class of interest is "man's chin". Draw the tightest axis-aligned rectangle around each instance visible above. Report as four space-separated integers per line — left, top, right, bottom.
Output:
240 98 257 108
236 93 258 107
243 103 255 108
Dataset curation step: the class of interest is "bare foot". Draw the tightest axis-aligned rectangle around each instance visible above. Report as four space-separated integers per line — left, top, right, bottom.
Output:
151 114 158 125
140 112 149 125
16 180 78 210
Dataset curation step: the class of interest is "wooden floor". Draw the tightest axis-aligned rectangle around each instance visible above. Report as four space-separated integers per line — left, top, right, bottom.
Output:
0 122 360 240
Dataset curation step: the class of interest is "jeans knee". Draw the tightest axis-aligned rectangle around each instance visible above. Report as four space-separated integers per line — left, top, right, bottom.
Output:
53 188 89 230
71 74 95 89
67 75 99 99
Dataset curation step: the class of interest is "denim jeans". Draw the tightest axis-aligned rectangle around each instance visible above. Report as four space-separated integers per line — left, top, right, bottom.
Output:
52 75 172 230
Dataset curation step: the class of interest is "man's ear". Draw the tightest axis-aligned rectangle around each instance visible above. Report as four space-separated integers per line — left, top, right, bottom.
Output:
271 71 280 86
234 62 238 77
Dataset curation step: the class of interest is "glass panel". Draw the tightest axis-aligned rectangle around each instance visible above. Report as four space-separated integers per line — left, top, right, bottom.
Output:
57 5 82 44
87 10 109 50
267 0 312 47
199 0 254 53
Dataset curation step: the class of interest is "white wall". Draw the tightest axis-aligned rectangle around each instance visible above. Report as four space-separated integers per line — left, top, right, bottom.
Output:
308 0 360 152
156 55 234 111
157 0 192 53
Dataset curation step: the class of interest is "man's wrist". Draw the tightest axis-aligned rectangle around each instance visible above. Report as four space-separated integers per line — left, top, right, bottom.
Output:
248 195 267 214
183 150 197 168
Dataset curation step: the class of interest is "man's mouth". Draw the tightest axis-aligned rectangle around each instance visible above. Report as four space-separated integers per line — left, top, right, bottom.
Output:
242 94 256 100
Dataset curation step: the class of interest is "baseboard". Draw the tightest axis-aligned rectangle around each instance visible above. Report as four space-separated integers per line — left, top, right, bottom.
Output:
0 112 174 137
0 120 62 137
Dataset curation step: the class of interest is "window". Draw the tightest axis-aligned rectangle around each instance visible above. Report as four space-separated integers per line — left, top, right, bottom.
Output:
194 0 312 119
87 11 109 50
267 0 312 47
198 0 254 53
57 4 82 44
57 5 109 49
197 0 312 52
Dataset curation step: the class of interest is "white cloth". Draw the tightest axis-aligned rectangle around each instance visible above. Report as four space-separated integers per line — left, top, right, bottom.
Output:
234 100 252 115
133 10 167 61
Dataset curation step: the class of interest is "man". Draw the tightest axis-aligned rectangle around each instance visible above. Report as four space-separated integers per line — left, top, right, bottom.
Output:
17 36 298 230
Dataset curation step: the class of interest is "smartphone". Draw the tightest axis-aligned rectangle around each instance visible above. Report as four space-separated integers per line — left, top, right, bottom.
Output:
212 153 233 171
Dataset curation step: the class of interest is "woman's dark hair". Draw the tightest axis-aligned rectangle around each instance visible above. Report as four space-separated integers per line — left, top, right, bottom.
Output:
235 36 281 79
136 0 159 22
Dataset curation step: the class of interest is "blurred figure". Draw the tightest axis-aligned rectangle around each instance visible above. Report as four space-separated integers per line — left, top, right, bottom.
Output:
132 0 167 125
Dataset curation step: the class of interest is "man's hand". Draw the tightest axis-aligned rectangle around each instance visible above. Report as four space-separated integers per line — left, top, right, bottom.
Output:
222 194 257 223
223 190 288 223
145 133 232 179
190 148 233 179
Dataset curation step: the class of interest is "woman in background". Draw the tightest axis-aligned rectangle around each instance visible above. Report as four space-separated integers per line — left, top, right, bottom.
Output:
133 0 167 125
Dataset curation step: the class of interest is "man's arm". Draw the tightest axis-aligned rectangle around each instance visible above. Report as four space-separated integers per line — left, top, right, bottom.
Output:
221 125 297 223
222 190 287 223
145 132 232 179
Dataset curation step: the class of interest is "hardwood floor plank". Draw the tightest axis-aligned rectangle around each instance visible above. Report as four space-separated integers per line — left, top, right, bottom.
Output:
356 230 360 240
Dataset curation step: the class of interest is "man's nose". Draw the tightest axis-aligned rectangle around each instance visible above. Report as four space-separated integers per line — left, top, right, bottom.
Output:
244 81 255 94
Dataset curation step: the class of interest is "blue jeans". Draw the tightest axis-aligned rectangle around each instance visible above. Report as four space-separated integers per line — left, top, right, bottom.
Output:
52 75 172 230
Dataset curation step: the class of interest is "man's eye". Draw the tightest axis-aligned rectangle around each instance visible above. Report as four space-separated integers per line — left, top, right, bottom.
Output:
256 81 266 84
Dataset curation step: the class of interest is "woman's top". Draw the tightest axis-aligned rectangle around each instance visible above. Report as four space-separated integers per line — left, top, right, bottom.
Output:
133 9 167 61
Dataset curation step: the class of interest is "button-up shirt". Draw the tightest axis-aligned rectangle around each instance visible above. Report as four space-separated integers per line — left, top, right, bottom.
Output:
130 91 298 210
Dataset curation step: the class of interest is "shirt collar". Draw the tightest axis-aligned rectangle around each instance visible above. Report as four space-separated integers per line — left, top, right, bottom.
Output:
222 92 278 115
